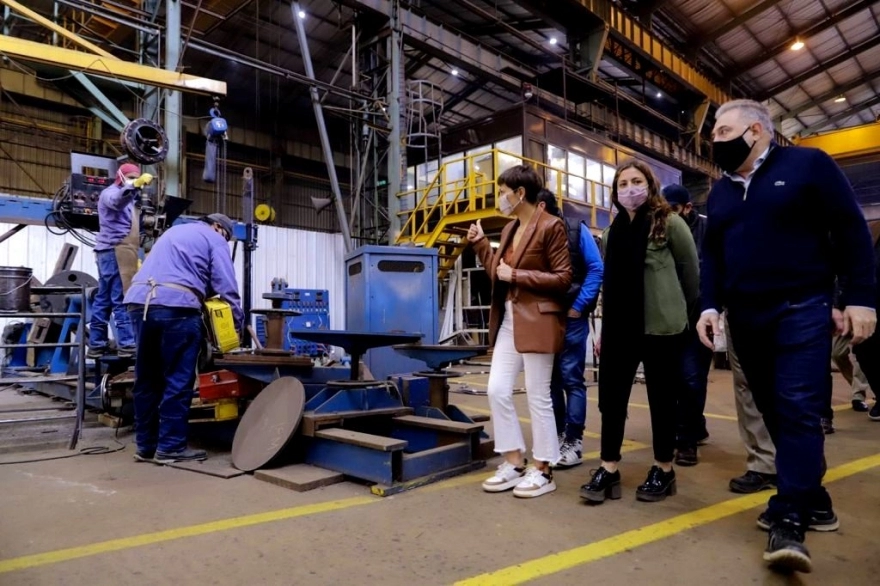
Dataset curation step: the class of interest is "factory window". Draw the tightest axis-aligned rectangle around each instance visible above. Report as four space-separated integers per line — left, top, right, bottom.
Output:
442 154 466 202
567 152 586 202
546 144 566 195
377 260 425 273
495 136 522 174
469 147 494 190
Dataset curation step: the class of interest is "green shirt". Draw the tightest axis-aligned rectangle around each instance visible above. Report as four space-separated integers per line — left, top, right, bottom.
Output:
602 213 700 336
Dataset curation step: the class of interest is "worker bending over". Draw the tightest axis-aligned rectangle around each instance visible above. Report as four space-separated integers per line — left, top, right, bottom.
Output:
124 213 243 463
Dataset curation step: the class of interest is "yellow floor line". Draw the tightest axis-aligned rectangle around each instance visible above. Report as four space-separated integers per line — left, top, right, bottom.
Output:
454 452 880 586
0 496 376 574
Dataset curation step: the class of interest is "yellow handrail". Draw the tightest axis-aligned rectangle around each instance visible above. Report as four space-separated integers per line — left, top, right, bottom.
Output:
396 148 612 244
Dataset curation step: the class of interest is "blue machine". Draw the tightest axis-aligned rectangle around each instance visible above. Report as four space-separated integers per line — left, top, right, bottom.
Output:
255 287 331 356
345 246 439 381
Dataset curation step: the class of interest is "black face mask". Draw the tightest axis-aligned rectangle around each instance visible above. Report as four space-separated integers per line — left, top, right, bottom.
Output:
713 127 756 174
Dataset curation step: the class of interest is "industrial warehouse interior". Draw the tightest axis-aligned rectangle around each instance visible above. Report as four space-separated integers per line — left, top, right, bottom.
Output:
1 0 879 583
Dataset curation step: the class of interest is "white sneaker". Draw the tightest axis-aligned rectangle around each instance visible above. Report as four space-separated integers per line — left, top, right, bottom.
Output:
482 461 527 492
513 466 556 498
556 438 583 469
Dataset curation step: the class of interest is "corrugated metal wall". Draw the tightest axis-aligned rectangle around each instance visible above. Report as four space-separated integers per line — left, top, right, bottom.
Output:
0 223 347 332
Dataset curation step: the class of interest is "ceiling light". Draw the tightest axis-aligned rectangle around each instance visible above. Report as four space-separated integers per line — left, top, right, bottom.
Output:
656 91 662 98
834 95 846 103
790 38 804 51
550 37 558 45
297 10 306 19
451 68 459 76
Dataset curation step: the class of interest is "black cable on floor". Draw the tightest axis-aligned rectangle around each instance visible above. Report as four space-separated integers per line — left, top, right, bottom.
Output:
0 440 126 465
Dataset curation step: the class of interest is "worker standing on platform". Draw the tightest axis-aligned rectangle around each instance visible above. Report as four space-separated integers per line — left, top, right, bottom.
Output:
124 214 243 464
87 163 153 359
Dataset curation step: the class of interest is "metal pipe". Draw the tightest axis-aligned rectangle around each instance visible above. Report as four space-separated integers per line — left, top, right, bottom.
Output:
187 40 369 104
291 1 352 252
0 223 26 245
386 0 403 241
164 0 182 198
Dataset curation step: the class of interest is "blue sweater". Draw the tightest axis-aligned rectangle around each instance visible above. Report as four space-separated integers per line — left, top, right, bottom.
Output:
571 223 604 313
701 145 876 311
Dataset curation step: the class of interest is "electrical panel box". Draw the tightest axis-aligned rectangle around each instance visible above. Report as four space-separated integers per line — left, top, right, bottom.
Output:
345 246 438 381
255 289 330 356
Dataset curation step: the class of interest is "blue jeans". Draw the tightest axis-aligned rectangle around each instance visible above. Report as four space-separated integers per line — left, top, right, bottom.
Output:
550 314 590 441
676 328 713 448
89 250 135 349
727 293 833 524
128 306 202 454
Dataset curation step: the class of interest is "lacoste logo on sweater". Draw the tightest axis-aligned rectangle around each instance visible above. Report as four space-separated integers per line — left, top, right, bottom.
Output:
774 181 786 186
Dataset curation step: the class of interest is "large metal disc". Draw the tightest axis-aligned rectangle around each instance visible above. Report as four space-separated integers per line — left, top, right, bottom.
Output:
231 377 305 472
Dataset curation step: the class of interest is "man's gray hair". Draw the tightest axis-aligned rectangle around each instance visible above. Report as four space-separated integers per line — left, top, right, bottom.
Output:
717 99 774 135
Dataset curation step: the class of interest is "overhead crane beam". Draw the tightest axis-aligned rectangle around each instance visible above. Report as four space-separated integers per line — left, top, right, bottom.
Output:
794 122 880 159
507 0 732 106
0 0 116 59
0 35 226 96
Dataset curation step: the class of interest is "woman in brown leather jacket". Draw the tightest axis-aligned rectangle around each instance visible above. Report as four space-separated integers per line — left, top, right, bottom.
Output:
467 164 572 498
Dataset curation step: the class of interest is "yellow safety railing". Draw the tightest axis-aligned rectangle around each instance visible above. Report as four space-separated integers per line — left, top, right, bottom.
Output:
396 148 611 245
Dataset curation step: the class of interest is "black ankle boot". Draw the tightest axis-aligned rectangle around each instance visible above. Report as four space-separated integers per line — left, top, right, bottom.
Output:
579 466 622 503
636 465 676 502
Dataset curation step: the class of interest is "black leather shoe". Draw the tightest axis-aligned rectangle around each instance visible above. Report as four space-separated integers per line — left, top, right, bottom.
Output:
763 519 812 573
821 417 835 434
852 399 869 412
757 508 839 532
870 402 880 421
729 470 777 493
674 446 698 467
636 465 676 502
579 467 622 503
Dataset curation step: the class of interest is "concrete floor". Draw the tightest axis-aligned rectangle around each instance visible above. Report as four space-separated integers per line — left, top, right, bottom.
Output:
1 367 878 585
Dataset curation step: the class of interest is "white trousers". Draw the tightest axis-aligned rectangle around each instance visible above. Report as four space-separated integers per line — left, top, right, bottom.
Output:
487 301 559 464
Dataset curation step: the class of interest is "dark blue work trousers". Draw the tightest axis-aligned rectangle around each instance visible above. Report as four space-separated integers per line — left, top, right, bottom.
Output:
550 314 590 441
128 305 202 454
89 249 135 349
676 328 713 448
726 293 833 524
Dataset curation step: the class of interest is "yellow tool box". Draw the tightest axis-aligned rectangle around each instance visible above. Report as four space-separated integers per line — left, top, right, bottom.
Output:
204 298 239 353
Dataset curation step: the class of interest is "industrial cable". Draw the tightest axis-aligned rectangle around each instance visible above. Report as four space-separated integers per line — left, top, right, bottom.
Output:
0 439 126 465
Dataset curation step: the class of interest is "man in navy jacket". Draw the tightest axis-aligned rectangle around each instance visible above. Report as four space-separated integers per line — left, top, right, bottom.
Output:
696 99 876 573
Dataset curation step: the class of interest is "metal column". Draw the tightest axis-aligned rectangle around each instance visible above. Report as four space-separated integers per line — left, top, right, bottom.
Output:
164 0 182 198
291 2 353 252
386 0 403 242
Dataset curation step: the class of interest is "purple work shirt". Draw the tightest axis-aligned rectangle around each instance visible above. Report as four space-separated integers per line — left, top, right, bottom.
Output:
124 222 244 331
94 183 138 251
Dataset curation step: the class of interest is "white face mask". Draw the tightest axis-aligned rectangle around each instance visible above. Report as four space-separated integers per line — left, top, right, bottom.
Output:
124 179 136 188
499 191 522 216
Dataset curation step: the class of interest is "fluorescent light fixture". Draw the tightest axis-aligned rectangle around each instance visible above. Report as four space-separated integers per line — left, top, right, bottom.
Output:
550 37 558 45
790 38 804 51
834 95 846 103
451 68 459 76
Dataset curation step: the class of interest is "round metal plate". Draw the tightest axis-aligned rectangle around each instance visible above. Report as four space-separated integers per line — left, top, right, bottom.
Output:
232 377 305 472
39 271 98 322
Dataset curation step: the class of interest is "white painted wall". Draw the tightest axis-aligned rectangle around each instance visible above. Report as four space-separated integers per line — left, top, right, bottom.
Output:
0 223 347 333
